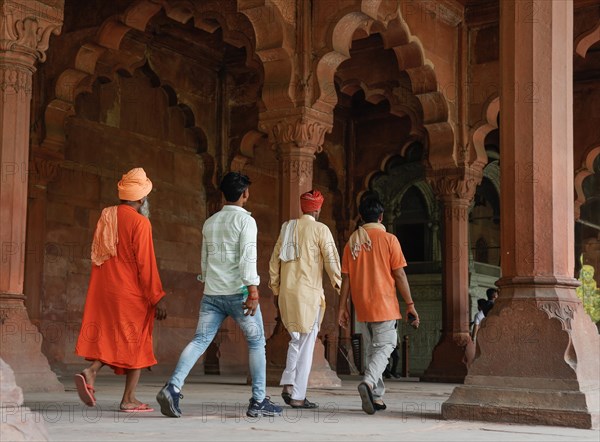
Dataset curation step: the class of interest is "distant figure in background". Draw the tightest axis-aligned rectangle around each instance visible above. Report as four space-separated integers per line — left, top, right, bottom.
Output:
471 298 488 342
575 255 600 323
483 287 498 315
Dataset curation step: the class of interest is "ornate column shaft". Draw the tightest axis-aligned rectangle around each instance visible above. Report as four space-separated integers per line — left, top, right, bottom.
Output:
265 115 328 221
24 155 59 322
422 168 482 382
260 110 341 388
443 0 599 428
0 0 63 391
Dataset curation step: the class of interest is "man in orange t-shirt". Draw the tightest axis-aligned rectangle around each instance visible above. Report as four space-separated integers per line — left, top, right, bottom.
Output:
338 195 419 415
74 168 167 412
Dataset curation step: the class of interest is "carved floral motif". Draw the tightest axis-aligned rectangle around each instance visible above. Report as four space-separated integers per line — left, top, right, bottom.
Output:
282 158 313 185
428 174 479 200
265 118 329 152
0 2 63 63
427 166 484 202
538 301 576 332
0 66 32 96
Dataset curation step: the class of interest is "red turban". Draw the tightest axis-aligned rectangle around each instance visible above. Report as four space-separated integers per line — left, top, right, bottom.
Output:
300 190 324 213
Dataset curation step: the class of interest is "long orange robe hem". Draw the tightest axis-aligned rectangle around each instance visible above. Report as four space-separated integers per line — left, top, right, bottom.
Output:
76 205 165 374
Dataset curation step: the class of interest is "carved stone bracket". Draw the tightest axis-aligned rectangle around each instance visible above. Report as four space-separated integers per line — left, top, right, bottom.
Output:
260 111 332 154
0 0 64 64
274 118 328 151
537 301 577 332
427 166 483 202
29 155 60 188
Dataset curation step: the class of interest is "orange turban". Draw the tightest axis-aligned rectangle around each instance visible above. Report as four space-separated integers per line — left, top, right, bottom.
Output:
300 190 324 213
118 168 152 201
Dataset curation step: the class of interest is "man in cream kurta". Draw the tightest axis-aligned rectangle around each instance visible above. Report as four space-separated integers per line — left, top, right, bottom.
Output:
269 190 341 408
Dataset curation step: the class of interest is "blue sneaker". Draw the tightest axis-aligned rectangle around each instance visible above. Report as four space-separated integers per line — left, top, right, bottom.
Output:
156 383 183 418
246 396 283 417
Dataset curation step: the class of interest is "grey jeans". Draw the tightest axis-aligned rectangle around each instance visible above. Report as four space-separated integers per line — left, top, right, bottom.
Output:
362 320 397 400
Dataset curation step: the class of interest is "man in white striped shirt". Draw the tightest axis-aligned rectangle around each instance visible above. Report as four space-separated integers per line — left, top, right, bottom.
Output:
157 172 282 418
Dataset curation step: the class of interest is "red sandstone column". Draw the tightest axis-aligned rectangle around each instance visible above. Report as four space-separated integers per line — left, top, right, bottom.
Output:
442 0 599 428
422 169 481 382
24 155 60 322
278 144 315 222
260 112 341 388
0 0 63 391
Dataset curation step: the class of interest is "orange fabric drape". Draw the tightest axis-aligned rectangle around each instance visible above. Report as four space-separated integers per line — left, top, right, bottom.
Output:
76 205 165 374
91 206 118 266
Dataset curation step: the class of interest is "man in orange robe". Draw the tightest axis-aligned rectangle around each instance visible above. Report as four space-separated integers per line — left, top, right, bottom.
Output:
75 168 167 412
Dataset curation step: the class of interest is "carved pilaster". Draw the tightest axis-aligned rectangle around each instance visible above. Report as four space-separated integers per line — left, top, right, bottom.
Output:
0 0 63 64
0 0 64 393
24 153 60 322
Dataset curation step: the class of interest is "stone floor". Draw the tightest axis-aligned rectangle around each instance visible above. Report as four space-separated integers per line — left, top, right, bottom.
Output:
17 374 600 441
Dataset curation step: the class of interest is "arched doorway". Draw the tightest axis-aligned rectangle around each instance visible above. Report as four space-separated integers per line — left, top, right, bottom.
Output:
25 0 267 374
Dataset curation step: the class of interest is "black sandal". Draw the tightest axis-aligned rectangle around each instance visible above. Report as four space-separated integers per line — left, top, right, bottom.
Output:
374 401 387 411
358 382 376 415
281 392 292 405
290 398 318 409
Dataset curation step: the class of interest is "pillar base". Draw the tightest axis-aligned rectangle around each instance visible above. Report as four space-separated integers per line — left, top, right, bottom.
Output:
421 334 474 383
266 320 341 388
442 293 600 429
307 340 342 388
442 377 599 429
0 295 63 392
0 358 50 441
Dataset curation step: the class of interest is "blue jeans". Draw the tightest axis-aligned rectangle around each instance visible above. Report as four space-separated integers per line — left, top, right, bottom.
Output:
169 294 266 402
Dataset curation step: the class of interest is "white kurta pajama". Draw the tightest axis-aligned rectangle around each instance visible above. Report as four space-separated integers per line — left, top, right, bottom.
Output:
279 307 321 400
269 214 341 401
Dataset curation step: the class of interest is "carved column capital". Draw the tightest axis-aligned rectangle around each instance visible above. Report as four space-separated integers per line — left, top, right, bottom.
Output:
0 0 64 65
259 113 331 154
260 111 331 220
426 166 483 202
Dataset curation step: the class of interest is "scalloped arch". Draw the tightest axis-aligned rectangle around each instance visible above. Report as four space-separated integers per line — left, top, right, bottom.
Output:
313 0 453 155
471 95 499 164
43 0 291 151
575 21 600 58
483 160 500 196
358 145 427 210
388 179 436 220
575 145 600 220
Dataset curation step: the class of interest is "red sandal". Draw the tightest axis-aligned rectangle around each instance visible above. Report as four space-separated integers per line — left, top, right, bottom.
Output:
119 403 154 413
74 373 96 407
